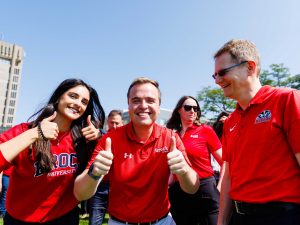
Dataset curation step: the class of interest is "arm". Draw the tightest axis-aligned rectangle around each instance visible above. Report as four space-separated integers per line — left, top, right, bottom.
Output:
74 138 113 201
0 113 58 162
295 152 300 167
217 161 232 225
212 148 223 191
0 127 39 162
167 136 200 194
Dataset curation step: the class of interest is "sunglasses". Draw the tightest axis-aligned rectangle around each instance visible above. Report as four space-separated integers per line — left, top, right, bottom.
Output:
212 61 248 79
183 105 199 112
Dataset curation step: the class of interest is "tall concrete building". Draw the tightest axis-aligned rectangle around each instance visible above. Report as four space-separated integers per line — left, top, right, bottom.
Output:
0 40 24 129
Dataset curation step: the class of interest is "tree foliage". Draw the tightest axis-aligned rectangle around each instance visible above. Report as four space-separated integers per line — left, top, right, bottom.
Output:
198 63 299 119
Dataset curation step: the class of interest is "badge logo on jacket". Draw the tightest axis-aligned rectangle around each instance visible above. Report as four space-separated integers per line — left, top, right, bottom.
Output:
255 110 272 124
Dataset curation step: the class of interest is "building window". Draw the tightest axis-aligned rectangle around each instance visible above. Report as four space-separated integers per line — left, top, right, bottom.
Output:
11 84 18 90
11 92 16 98
7 117 13 123
9 100 15 106
8 108 14 115
13 76 19 82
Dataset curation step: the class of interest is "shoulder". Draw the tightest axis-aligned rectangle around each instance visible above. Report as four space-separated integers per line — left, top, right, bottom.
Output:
0 123 30 142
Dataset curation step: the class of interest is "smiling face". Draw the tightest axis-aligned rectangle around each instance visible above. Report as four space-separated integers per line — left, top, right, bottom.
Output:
214 52 249 101
178 98 198 124
56 85 90 122
128 83 160 129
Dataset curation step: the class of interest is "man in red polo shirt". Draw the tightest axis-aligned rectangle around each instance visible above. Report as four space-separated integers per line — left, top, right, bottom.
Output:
213 39 300 225
74 77 199 225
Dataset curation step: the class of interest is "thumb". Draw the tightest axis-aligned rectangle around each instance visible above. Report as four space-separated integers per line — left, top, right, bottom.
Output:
86 115 92 126
170 136 176 152
45 111 57 121
105 137 112 152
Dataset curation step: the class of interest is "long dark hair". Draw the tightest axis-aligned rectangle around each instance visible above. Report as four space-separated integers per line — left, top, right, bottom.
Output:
212 111 229 139
28 79 105 174
166 96 201 132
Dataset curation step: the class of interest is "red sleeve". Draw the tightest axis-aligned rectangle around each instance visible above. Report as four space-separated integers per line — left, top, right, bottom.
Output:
0 123 28 171
174 132 193 167
0 151 12 172
283 90 300 154
205 125 222 153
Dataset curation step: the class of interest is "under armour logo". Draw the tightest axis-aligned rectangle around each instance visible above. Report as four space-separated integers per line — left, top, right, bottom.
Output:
124 153 133 159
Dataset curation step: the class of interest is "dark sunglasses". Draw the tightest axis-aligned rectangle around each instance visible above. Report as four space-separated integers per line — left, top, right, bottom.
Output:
183 105 199 112
212 61 248 79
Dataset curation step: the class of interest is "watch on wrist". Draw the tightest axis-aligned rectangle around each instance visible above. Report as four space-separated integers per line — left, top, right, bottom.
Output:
87 163 102 181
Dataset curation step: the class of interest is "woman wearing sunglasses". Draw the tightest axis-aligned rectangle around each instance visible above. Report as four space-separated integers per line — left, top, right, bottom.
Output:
166 95 222 225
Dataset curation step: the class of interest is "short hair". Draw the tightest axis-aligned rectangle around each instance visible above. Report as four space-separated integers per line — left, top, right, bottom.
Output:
127 77 161 105
214 39 261 75
108 109 123 118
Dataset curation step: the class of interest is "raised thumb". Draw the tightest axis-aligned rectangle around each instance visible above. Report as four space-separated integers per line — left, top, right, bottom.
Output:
170 136 176 152
87 115 92 126
45 111 57 121
105 137 112 152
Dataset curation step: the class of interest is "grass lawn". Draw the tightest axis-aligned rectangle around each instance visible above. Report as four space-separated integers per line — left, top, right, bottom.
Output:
0 214 109 225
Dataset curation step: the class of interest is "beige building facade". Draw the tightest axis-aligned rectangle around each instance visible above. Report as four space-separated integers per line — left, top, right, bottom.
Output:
0 40 24 128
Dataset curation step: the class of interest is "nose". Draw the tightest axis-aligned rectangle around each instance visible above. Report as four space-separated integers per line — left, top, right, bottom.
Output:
214 75 222 85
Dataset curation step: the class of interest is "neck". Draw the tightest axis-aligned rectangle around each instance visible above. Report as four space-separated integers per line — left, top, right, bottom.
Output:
54 114 72 132
238 81 262 110
180 120 193 135
132 124 153 143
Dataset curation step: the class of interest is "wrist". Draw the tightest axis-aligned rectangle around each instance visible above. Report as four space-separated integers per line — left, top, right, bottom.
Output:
87 163 102 181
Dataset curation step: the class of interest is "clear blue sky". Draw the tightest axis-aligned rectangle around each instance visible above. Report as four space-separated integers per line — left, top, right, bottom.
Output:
1 0 300 123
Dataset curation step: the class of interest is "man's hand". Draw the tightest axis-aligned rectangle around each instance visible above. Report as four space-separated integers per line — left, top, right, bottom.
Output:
167 136 189 175
92 137 113 176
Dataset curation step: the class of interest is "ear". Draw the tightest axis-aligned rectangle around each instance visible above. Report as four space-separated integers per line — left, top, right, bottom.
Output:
247 61 257 75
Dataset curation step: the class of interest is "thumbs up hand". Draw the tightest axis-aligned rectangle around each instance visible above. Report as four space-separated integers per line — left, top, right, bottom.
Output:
92 137 114 176
82 115 101 141
39 112 59 140
167 136 189 175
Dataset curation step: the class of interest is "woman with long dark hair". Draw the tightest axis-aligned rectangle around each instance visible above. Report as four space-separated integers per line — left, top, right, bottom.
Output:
0 78 105 225
167 95 222 225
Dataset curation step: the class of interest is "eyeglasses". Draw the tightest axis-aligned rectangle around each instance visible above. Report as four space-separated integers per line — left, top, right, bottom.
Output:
183 105 199 112
212 61 248 79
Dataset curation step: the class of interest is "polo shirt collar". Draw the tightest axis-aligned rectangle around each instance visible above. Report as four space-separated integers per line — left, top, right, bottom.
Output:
125 121 162 144
236 85 275 112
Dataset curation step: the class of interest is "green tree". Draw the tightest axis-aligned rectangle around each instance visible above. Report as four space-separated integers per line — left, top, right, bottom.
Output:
260 63 290 86
199 63 298 119
197 86 235 118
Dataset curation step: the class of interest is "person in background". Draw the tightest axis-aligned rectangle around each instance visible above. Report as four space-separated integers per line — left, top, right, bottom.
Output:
89 109 123 225
212 111 229 140
212 111 229 185
0 78 105 225
166 95 222 225
74 77 200 225
0 166 13 218
213 39 300 225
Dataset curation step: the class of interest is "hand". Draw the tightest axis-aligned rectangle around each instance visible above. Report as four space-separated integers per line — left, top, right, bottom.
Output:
82 115 101 141
167 136 189 175
92 138 113 176
39 112 59 140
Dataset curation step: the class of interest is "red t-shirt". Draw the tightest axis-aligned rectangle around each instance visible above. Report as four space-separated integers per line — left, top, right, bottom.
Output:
180 124 222 178
94 122 187 222
223 86 300 203
0 123 93 222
